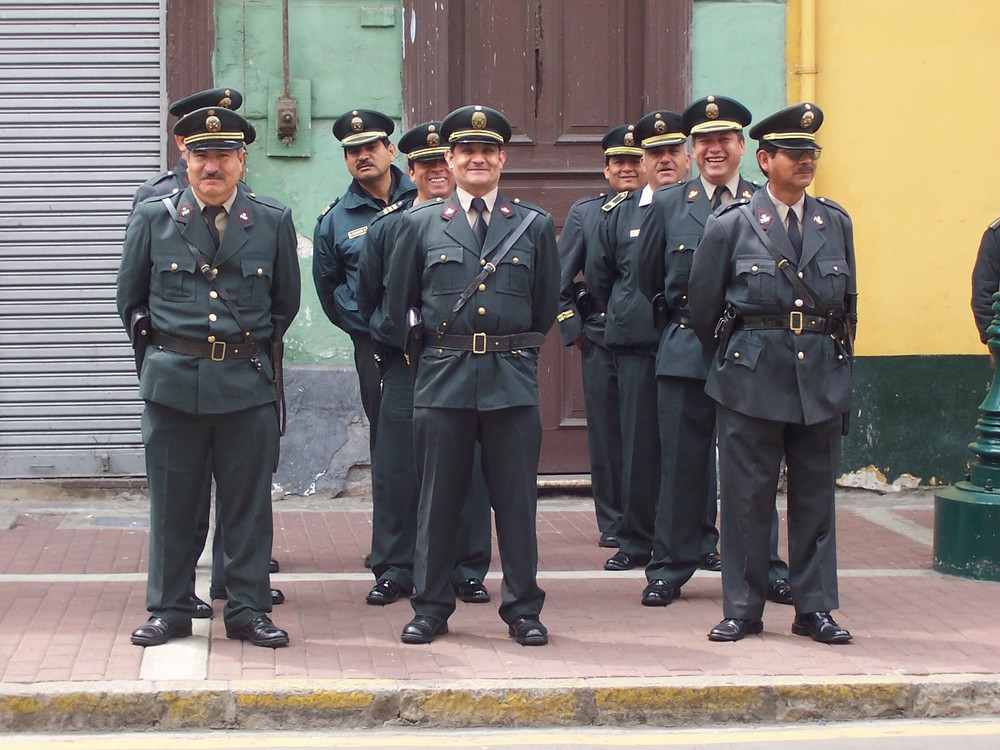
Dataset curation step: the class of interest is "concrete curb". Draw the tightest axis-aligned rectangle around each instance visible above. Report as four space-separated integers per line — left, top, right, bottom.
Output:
2 675 999 732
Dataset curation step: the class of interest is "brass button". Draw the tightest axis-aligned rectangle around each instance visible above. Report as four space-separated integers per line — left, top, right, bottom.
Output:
798 271 804 278
600 312 606 317
437 348 443 355
734 351 741 359
210 290 218 299
440 254 447 261
678 244 685 250
751 264 759 273
480 258 486 266
512 257 519 264
478 283 486 292
477 307 486 315
838 354 844 361
207 335 216 343
209 313 217 322
212 268 219 276
794 299 804 308
679 324 686 329
833 265 839 272
170 262 178 270
681 295 687 301
256 268 263 276
797 351 805 360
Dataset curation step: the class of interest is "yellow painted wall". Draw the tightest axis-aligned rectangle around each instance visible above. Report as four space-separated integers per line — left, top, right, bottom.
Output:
787 1 1000 355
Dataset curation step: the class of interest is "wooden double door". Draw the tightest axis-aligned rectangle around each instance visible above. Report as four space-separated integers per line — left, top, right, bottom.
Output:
402 0 691 472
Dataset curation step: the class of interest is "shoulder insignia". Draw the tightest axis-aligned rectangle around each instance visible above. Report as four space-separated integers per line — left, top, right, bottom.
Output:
507 198 548 216
815 196 850 218
556 309 575 323
686 186 701 202
718 197 749 216
442 204 458 221
318 197 340 220
378 200 406 218
601 191 628 212
347 225 368 240
991 215 1000 231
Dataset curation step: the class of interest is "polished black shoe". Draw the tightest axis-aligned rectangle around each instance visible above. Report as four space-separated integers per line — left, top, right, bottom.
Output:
508 615 548 646
191 595 213 619
269 557 280 574
366 578 406 605
400 615 448 644
270 587 285 606
792 611 852 644
226 614 289 648
363 553 372 569
698 551 722 572
708 617 764 642
598 532 619 549
130 616 192 647
603 551 651 571
766 578 794 605
641 579 680 607
456 578 491 603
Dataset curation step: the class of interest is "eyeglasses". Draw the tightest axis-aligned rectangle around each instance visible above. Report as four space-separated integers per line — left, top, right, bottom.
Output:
777 147 822 161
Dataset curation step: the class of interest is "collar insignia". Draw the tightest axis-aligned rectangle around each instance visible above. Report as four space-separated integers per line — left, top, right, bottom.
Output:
442 205 458 220
741 189 753 199
237 209 251 226
687 188 700 201
758 211 772 227
812 214 824 227
179 204 191 218
498 203 513 217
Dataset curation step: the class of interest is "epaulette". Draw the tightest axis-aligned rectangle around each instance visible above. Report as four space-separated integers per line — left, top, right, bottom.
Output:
718 197 750 215
815 196 850 218
990 215 1000 231
601 191 629 212
377 200 407 218
245 192 285 210
508 197 549 216
410 197 444 213
317 197 340 221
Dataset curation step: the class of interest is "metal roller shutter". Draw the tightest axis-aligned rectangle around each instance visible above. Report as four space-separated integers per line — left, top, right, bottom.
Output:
0 0 163 478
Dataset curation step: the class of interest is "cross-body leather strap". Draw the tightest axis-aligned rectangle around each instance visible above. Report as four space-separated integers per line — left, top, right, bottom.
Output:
737 203 820 311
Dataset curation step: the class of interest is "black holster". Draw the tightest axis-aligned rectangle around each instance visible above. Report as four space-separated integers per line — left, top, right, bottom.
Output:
713 304 737 365
403 307 424 375
129 305 151 378
652 293 669 333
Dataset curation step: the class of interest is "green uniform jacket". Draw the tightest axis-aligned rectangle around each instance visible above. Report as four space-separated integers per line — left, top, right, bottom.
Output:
117 184 301 414
387 193 559 411
131 158 189 210
357 197 413 349
312 165 416 335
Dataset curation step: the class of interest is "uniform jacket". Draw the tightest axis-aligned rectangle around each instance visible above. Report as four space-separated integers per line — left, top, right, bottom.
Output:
971 216 1000 343
557 192 608 347
584 189 658 353
638 176 756 379
117 183 301 414
688 188 856 425
131 158 189 210
357 197 413 349
387 192 559 411
312 165 416 336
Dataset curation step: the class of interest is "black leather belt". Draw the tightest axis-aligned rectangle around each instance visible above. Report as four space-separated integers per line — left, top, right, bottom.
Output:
668 310 693 328
738 312 840 334
428 331 546 354
150 331 265 361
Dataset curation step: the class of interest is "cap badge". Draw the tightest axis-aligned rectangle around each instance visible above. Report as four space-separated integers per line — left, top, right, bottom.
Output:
206 112 221 132
654 118 667 134
471 111 487 130
351 115 364 132
220 90 232 108
623 132 634 146
706 102 720 119
427 131 440 147
801 110 815 128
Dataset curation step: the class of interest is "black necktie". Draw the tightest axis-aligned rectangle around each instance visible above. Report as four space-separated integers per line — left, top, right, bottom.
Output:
711 187 728 211
204 205 223 249
787 208 802 256
470 197 488 250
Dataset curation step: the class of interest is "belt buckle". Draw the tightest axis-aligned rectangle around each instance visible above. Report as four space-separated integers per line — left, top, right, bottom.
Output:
789 311 804 334
472 332 487 355
210 341 227 361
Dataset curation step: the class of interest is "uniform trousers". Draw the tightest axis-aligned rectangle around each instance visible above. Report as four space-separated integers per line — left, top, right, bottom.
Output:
613 351 660 556
371 356 491 592
717 404 841 619
142 401 276 628
412 405 545 624
350 331 383 457
580 339 623 537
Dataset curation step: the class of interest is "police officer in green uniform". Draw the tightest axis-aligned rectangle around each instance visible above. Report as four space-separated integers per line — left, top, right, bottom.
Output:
129 87 283 616
387 105 559 646
313 109 417 460
585 110 691 573
972 217 1000 349
356 121 492 607
557 125 646 549
635 96 792 607
119 106 300 648
689 103 856 644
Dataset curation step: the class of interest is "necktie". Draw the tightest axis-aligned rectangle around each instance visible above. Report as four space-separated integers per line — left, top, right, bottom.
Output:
470 197 488 250
711 187 728 211
787 208 802 257
204 205 224 249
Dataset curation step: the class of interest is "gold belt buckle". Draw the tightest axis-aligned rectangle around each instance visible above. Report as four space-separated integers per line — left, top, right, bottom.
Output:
789 311 804 334
210 341 227 361
472 332 488 354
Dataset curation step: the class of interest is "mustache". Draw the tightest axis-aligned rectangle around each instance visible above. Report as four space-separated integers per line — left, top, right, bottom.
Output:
199 171 224 180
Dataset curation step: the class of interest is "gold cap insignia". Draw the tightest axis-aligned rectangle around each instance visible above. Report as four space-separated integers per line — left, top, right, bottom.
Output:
801 110 815 128
471 111 487 129
351 114 364 132
654 116 667 134
427 131 440 147
706 102 719 119
206 112 221 132
220 90 232 108
624 132 634 146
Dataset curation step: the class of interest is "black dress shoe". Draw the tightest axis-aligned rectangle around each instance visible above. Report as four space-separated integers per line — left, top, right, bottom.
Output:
766 578 794 605
708 617 764 642
792 611 852 644
604 551 651 571
191 595 213 619
598 532 619 549
130 616 192 647
226 614 289 648
641 579 680 607
363 553 372 569
400 615 448 644
508 615 548 646
270 587 285 605
209 585 227 601
269 557 280 574
366 578 406 605
456 578 491 603
698 551 722 572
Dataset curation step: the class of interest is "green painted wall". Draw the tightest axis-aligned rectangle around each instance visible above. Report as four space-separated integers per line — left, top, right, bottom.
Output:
214 0 406 365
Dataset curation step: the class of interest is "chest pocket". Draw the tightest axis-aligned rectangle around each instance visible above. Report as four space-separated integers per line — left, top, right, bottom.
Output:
495 251 532 297
425 245 465 295
153 253 198 303
240 256 274 307
816 259 850 302
735 257 776 303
